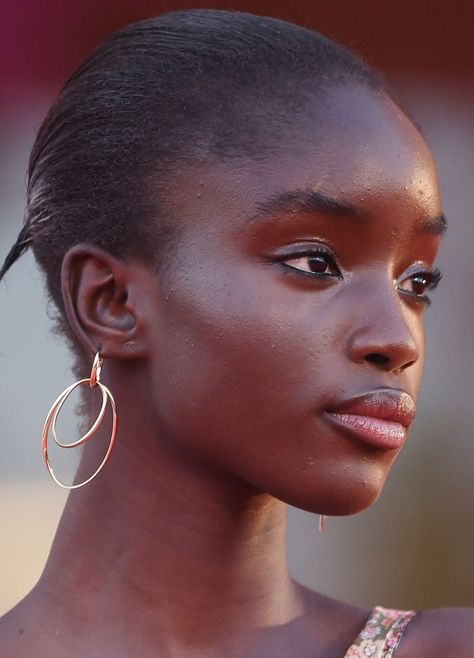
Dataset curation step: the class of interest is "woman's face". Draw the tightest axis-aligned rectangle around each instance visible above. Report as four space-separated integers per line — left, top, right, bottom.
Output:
147 85 444 515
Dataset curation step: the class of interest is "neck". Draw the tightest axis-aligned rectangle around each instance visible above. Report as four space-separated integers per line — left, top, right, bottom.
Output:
37 384 307 652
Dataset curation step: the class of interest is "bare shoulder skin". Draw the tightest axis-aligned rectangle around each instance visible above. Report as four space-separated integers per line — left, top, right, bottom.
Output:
398 608 474 657
0 585 371 658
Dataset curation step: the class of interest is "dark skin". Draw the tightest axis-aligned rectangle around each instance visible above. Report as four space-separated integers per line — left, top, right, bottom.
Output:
1 84 473 657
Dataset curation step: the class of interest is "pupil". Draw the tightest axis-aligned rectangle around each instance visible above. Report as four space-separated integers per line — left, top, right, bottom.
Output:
412 275 428 294
308 255 328 273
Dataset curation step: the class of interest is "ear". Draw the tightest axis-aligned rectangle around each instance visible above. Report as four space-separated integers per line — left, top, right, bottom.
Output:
60 244 150 360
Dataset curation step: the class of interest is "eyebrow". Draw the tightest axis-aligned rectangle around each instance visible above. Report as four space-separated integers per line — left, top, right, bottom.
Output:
421 213 448 236
249 189 365 223
246 188 448 236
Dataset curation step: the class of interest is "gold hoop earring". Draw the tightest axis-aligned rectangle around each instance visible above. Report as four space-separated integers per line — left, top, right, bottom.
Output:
41 351 118 489
319 515 327 532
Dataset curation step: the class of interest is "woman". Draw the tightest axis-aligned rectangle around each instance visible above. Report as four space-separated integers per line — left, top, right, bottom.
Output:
0 8 472 657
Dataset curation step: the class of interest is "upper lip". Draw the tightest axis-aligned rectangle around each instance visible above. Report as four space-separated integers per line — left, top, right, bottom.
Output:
326 389 416 427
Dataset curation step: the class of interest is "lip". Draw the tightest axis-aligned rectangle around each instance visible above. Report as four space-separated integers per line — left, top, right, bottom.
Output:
324 389 416 450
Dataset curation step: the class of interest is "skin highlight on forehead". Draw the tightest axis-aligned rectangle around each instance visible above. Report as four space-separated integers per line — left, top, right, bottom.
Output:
163 84 443 248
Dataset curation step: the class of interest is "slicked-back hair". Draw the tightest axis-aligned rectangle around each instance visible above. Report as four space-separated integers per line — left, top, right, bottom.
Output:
1 9 385 382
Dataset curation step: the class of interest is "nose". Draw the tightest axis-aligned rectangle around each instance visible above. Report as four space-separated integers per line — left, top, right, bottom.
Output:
346 285 420 374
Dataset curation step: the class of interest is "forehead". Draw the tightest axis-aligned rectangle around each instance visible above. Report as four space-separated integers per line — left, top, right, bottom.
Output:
167 84 442 236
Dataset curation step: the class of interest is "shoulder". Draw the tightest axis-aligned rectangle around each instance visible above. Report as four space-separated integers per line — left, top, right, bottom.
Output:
0 605 32 658
0 592 51 658
0 609 24 658
397 607 474 658
291 583 373 655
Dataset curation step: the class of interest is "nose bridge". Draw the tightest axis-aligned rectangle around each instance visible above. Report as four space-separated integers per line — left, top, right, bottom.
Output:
346 274 420 372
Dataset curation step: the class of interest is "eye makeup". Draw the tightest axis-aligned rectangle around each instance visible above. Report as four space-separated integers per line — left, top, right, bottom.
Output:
397 267 442 306
262 242 442 307
272 244 344 279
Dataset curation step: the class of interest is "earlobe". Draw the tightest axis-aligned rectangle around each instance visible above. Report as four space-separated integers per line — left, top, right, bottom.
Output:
60 244 147 359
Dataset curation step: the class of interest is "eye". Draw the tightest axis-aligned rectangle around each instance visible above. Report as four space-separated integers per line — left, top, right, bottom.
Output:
277 247 343 279
397 267 442 305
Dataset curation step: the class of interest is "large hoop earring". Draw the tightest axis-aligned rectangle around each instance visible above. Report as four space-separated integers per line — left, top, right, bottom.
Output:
41 351 118 489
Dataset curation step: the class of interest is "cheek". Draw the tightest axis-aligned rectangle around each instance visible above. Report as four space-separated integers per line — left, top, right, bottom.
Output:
149 263 334 467
147 265 396 514
152 271 312 432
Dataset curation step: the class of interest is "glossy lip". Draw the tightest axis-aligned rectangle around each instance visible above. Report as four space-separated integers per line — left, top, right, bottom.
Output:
324 389 416 450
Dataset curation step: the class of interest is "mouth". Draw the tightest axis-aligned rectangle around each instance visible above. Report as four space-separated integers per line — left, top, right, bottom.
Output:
324 388 416 450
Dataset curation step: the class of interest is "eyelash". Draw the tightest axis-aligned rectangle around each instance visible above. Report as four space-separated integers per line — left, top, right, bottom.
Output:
276 246 343 280
270 247 442 307
397 267 442 307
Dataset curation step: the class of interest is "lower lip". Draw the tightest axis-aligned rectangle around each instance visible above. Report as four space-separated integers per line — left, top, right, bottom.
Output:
325 412 407 450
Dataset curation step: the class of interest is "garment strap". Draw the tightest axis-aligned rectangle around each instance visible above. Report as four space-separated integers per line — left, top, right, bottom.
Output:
343 605 417 658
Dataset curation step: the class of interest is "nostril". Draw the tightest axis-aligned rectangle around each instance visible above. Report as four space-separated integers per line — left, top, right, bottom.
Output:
364 353 416 372
365 353 390 367
348 328 419 372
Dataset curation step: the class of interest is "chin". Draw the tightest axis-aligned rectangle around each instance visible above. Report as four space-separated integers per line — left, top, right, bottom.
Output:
285 488 383 517
268 463 390 516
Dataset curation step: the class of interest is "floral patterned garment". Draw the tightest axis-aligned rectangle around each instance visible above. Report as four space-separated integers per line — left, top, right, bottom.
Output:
343 606 417 657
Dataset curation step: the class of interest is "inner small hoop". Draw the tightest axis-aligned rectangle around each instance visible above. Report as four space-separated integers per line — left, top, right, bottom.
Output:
41 380 118 490
50 379 108 448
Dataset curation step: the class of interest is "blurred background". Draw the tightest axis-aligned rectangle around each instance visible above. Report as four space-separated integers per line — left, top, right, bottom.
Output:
1 0 473 615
